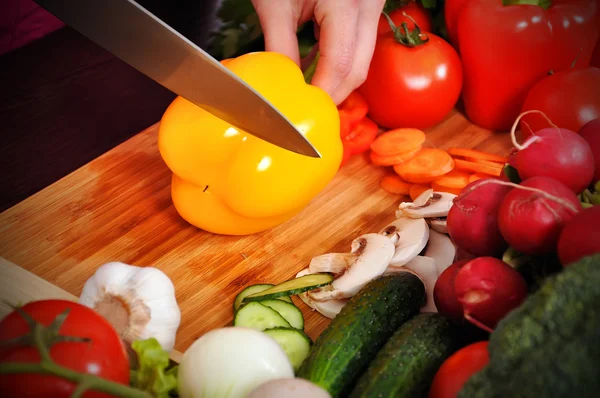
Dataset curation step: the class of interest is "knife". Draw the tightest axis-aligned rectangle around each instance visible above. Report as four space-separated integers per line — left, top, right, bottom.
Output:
33 0 321 158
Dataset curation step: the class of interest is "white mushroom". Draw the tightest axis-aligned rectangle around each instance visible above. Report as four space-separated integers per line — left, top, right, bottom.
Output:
385 256 439 313
379 217 429 267
396 190 457 219
425 228 457 275
309 253 355 276
247 378 332 398
427 217 448 234
296 268 348 319
296 269 318 311
307 233 395 301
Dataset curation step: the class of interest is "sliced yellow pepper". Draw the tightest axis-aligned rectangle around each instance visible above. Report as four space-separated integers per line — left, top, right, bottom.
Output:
157 51 343 235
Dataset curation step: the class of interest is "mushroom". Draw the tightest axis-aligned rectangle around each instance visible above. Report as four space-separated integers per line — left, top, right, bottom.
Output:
309 253 355 276
427 217 448 234
247 378 332 398
425 228 457 275
385 256 439 313
396 189 457 219
296 268 349 319
307 233 395 301
379 217 429 267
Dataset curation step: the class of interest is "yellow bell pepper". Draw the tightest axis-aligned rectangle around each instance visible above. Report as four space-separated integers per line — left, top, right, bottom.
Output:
157 51 343 235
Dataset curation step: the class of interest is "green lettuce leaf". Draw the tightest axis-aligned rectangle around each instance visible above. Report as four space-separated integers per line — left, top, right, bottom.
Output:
130 338 179 398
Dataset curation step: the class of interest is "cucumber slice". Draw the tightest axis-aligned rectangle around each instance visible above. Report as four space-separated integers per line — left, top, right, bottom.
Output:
233 284 293 313
259 299 304 330
264 327 313 371
242 273 334 303
234 302 291 331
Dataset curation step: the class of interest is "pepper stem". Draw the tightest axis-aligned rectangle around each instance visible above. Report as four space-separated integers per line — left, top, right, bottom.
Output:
303 51 320 84
502 0 552 10
382 11 429 48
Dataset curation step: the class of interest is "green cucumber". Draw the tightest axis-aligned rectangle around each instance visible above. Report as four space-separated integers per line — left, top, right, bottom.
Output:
296 273 426 398
259 299 304 330
349 313 462 398
264 327 313 371
242 273 334 303
233 302 291 331
233 284 293 313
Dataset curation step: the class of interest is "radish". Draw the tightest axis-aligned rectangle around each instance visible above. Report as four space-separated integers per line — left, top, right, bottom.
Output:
509 110 595 194
577 117 600 182
447 178 512 257
497 176 582 255
433 259 469 323
453 257 528 332
557 205 600 267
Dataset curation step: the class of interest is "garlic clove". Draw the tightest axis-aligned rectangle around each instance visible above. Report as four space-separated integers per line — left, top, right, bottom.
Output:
79 261 181 352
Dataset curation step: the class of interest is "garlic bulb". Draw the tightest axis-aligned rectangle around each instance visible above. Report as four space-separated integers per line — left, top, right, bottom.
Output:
79 261 181 352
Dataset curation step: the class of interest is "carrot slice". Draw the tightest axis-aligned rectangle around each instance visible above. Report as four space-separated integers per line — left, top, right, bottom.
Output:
447 147 509 164
432 169 471 189
409 184 431 201
470 158 507 168
454 158 503 176
380 174 412 195
393 148 455 184
370 128 426 157
431 183 463 196
370 146 422 166
469 173 489 183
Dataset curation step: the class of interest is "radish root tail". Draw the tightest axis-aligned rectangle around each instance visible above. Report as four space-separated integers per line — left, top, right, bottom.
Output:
510 110 559 151
464 312 494 334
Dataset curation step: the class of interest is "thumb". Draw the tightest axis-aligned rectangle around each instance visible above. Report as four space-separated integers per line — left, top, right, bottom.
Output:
252 0 301 65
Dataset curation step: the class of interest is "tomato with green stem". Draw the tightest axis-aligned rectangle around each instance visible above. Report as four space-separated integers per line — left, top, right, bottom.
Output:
377 1 433 35
359 14 463 130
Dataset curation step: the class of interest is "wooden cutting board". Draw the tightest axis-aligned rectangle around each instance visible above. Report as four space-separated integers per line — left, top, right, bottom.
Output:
0 109 512 355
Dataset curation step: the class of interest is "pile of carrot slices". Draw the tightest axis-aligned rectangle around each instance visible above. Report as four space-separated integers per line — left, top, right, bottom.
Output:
371 129 508 199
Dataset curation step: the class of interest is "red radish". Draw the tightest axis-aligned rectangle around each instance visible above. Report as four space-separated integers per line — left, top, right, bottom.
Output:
577 117 600 182
447 178 512 257
557 205 600 267
453 257 528 332
433 259 469 323
498 176 582 256
510 110 595 194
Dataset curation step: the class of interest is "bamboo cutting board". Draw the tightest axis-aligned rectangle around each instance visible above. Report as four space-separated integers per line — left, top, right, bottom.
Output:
0 109 512 355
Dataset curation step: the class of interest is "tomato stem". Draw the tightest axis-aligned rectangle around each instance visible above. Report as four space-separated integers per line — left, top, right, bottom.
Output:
501 0 552 10
381 10 429 48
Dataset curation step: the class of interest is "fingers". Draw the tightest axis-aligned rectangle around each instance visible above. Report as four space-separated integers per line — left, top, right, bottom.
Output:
252 0 301 65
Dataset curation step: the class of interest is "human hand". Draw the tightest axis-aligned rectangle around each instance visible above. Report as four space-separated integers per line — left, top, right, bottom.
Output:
251 0 386 105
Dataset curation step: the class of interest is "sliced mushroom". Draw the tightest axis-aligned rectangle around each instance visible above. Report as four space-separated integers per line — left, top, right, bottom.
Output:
296 268 348 319
309 253 355 276
396 191 457 219
379 217 429 267
296 269 317 311
427 217 448 234
385 256 439 313
425 228 456 274
308 233 395 301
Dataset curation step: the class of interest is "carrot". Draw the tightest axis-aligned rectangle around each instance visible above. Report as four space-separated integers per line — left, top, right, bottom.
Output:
393 148 455 184
370 128 426 157
469 173 489 183
448 147 509 164
433 169 471 189
410 184 431 201
431 183 463 196
454 158 503 176
380 174 412 195
370 146 422 166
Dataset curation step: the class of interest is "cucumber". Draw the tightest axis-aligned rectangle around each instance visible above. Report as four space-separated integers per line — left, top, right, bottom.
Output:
233 284 293 313
259 299 304 330
264 327 313 371
233 302 291 331
242 273 334 303
296 273 426 398
349 313 462 398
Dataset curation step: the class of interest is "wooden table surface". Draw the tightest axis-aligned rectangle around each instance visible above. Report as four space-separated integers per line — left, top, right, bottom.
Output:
0 108 513 355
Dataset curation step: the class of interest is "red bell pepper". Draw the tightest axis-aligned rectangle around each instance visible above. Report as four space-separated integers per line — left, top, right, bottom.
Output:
338 90 369 139
342 117 379 156
454 0 599 132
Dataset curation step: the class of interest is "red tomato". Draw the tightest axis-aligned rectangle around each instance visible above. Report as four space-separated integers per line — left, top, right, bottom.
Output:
428 341 490 398
444 0 470 48
377 2 432 35
592 38 600 67
521 67 600 136
359 30 463 130
0 300 130 398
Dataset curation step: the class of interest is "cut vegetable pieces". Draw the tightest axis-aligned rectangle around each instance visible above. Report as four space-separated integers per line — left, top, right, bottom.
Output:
431 169 471 195
263 327 313 371
234 302 291 331
410 184 431 201
370 128 426 157
380 175 412 195
448 147 509 164
394 148 455 184
258 299 304 330
370 146 421 166
469 173 489 183
454 158 502 176
233 284 292 313
242 273 334 303
343 117 379 155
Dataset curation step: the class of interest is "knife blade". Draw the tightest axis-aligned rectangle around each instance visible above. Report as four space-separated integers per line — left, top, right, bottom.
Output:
33 0 321 158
